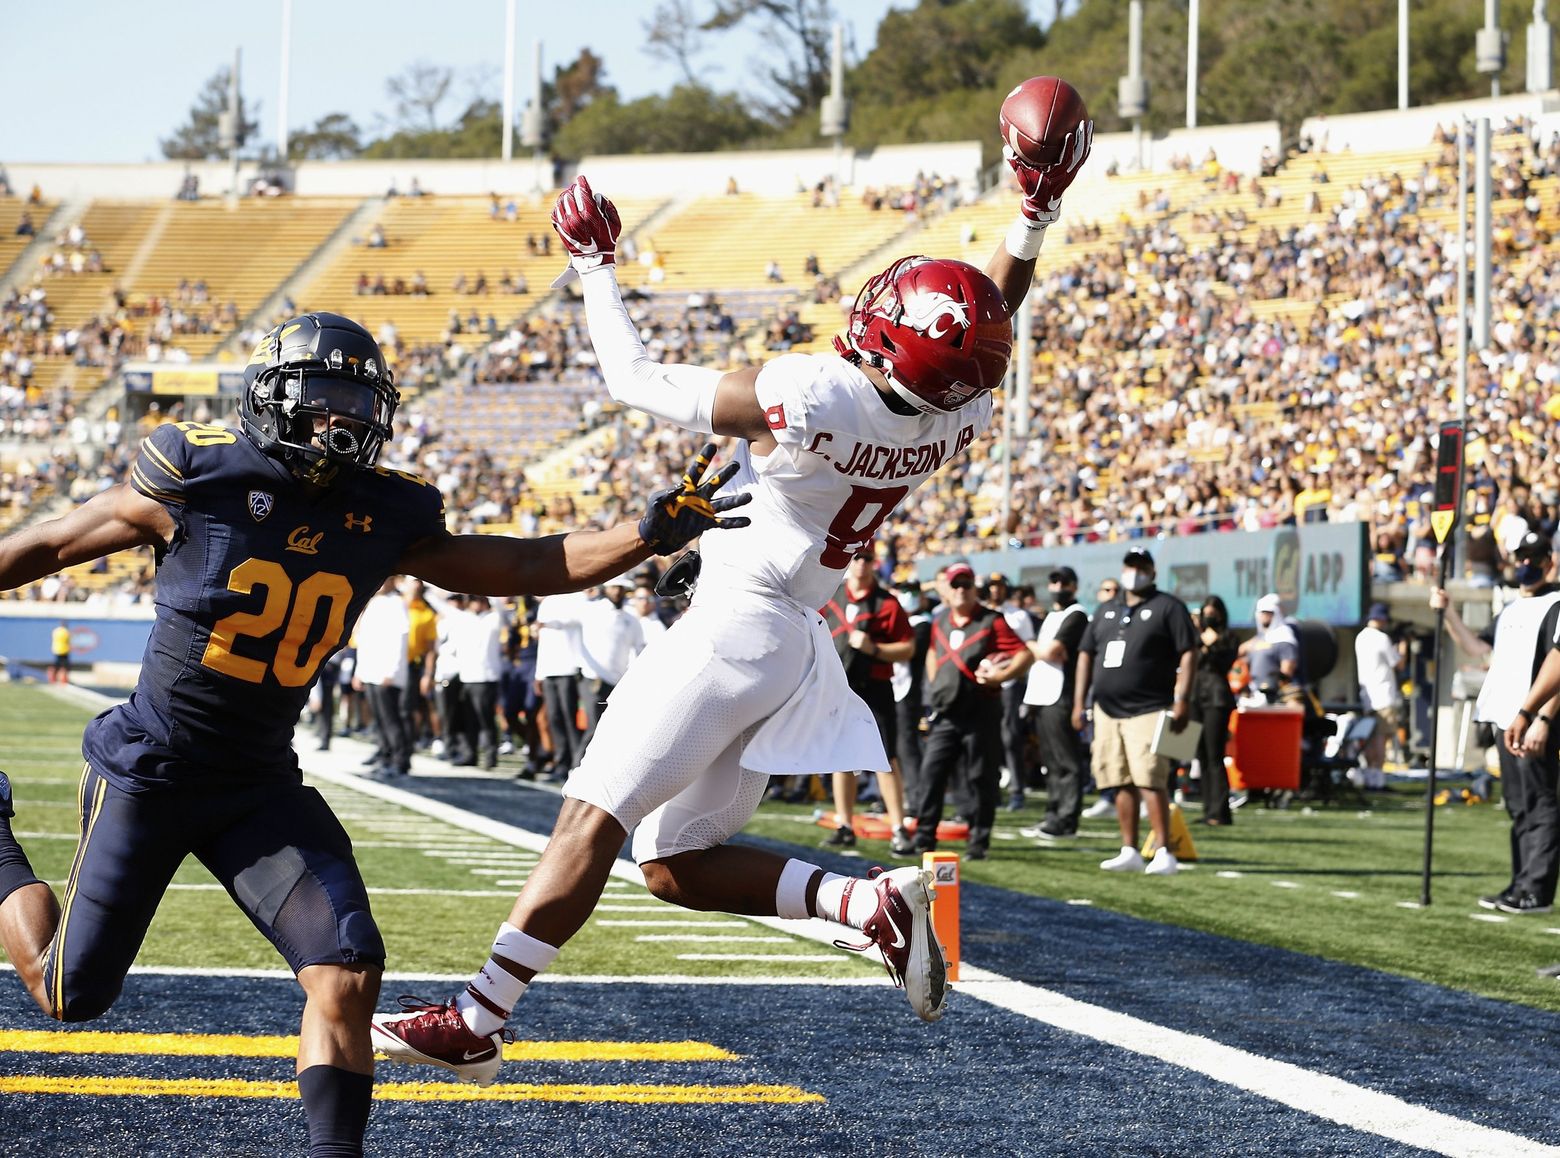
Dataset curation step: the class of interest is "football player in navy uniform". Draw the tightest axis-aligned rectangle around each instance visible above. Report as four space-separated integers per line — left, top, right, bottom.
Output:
0 312 748 1158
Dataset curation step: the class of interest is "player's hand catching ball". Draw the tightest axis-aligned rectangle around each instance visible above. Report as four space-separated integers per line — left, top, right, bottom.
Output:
551 175 622 285
638 443 752 555
999 76 1094 227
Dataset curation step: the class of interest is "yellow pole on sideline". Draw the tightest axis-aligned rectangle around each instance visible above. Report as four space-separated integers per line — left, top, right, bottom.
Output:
923 851 960 982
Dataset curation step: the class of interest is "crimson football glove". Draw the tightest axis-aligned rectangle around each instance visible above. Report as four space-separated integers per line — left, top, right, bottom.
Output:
1005 118 1094 227
638 444 752 555
550 175 622 287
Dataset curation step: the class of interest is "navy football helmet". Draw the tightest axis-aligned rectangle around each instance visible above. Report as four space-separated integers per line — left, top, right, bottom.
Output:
240 312 398 485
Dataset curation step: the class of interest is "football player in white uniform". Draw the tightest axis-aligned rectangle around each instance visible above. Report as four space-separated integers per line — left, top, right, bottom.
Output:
373 124 1092 1082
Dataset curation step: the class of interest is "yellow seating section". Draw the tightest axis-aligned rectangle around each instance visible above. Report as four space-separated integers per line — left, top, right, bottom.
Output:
0 199 51 286
300 194 665 352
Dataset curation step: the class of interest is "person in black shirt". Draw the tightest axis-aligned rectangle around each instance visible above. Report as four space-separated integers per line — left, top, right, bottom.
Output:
1192 595 1238 826
1074 548 1198 875
911 562 1033 860
1021 566 1090 840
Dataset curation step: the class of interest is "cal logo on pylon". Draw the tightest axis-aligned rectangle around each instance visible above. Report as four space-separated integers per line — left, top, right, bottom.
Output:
1141 802 1199 862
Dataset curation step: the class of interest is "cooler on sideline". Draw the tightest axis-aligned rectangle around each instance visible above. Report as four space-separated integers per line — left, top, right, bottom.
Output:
1227 703 1304 791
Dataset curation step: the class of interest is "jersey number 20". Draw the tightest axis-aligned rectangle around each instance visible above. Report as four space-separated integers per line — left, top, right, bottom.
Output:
202 559 353 687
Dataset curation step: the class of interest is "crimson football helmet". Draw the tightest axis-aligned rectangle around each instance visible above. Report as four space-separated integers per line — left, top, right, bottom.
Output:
240 312 398 485
833 256 1012 413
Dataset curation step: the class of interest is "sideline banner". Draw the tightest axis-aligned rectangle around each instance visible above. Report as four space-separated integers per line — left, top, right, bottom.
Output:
917 521 1369 627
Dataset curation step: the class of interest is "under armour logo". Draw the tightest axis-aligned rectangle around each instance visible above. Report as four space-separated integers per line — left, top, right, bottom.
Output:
344 513 373 533
286 526 323 555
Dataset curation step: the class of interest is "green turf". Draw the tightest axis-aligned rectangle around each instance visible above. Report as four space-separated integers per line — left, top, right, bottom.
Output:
6 682 1559 1011
0 683 873 982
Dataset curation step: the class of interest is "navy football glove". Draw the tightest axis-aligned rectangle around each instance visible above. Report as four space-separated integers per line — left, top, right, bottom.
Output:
638 443 751 555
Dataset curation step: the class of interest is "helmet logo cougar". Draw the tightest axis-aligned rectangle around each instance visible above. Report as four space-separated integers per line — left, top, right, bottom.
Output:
898 291 969 340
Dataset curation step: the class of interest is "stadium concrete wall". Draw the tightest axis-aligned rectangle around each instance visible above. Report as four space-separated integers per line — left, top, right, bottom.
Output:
5 141 983 202
1299 92 1551 154
1089 122 1280 179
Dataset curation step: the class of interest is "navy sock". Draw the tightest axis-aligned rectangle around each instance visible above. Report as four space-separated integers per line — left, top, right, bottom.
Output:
297 1064 373 1158
0 818 42 907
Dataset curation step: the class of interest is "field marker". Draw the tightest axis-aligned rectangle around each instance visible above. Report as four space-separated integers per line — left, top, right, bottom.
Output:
635 935 790 944
1064 899 1094 906
1216 871 1244 878
0 1075 821 1105
1272 881 1301 889
1468 914 1509 923
595 919 750 928
675 954 840 963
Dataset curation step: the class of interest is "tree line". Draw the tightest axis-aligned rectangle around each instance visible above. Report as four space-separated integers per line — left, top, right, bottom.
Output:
162 0 1547 166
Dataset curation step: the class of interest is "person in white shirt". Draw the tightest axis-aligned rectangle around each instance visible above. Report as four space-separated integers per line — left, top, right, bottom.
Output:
352 576 412 778
534 590 589 777
451 595 506 770
1353 602 1405 777
376 121 1093 1074
628 584 668 648
574 577 645 750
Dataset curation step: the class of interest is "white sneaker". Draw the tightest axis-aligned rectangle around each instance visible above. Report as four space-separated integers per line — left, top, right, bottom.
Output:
1081 798 1115 820
431 738 447 758
1100 846 1146 872
1145 847 1179 876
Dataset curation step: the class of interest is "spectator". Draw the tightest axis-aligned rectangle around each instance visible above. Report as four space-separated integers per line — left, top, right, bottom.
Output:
48 619 70 683
1192 595 1239 826
452 594 505 770
909 562 1034 862
367 224 387 249
628 583 667 647
982 572 1037 810
1354 602 1407 781
818 547 916 854
1073 548 1198 875
353 575 413 780
1021 567 1090 841
1438 531 1560 915
574 577 644 752
534 590 588 778
1240 592 1300 700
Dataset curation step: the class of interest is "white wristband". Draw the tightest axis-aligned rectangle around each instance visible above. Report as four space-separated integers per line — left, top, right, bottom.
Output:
1005 215 1049 261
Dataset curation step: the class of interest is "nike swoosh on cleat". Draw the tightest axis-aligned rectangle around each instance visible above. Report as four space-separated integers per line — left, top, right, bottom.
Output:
462 1049 493 1062
887 922 907 951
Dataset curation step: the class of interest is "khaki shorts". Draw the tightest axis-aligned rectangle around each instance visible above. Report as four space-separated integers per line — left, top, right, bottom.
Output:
1091 708 1170 791
1369 702 1403 738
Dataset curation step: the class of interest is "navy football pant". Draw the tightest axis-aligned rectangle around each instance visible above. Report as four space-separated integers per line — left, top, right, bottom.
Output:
43 765 383 1021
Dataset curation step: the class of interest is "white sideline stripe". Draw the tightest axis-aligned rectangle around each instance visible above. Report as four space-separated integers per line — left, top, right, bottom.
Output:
592 902 669 911
1331 891 1361 899
636 935 791 944
956 968 1553 1158
102 883 528 899
24 717 1527 1158
677 954 841 963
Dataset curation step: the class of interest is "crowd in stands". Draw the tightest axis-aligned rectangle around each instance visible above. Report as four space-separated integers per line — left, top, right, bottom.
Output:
8 119 1560 602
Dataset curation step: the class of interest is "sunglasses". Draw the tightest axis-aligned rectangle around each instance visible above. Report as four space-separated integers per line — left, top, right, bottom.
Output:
948 578 975 589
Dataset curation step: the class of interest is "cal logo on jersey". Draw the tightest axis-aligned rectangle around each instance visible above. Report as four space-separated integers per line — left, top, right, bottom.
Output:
248 490 274 522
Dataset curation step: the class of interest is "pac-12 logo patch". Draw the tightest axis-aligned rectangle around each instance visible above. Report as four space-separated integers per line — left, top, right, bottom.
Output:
248 491 274 522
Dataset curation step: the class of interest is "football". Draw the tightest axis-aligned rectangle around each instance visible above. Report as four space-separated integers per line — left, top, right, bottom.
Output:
999 76 1089 167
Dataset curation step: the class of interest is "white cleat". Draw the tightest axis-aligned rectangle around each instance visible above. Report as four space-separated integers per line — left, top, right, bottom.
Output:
836 867 950 1022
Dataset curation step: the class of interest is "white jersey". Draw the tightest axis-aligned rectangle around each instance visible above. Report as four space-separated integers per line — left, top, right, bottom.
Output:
696 353 993 610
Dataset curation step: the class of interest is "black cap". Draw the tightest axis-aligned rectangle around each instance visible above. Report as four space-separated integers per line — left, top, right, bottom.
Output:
986 571 1010 587
1048 566 1078 585
1122 547 1155 568
1515 531 1553 561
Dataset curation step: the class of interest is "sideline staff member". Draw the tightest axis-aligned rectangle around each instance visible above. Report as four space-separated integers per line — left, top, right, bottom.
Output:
1073 548 1197 875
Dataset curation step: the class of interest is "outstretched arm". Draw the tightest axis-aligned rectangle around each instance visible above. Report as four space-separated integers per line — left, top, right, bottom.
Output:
397 444 750 597
985 122 1093 316
0 483 173 592
553 178 772 444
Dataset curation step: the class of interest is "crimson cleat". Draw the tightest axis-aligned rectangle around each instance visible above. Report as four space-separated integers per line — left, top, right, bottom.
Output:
836 866 949 1022
371 996 504 1086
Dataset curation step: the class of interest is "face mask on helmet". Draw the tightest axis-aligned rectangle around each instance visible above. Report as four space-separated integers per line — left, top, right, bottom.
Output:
241 313 398 485
833 256 1012 414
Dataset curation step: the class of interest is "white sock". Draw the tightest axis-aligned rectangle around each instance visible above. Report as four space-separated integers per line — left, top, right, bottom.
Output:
774 858 820 920
813 872 879 930
455 923 559 1036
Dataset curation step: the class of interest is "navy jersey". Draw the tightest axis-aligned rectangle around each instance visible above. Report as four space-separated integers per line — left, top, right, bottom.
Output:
83 421 445 789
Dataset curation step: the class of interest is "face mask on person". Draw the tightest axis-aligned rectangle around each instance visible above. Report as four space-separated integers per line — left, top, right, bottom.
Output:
1202 611 1225 629
1120 569 1152 593
1051 586 1076 607
1515 561 1546 588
